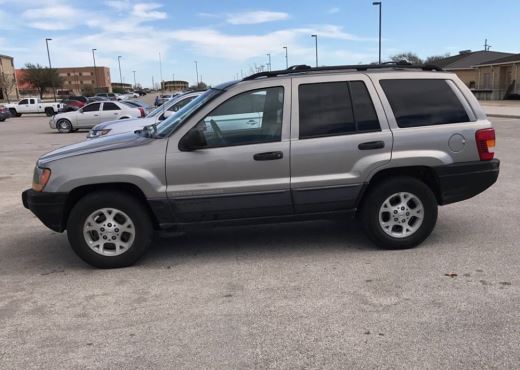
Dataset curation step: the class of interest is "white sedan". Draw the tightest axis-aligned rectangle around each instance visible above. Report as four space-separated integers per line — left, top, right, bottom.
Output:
49 101 145 133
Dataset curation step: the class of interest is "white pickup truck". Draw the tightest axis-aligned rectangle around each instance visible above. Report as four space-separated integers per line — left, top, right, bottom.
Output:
5 98 62 117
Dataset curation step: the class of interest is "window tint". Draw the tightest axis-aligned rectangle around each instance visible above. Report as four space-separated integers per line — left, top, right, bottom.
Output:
298 81 380 139
189 87 284 148
19 99 28 104
380 79 470 128
82 103 101 112
170 96 196 112
103 102 120 111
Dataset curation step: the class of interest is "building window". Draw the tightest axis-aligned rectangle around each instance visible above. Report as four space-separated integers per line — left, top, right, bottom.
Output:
469 81 476 89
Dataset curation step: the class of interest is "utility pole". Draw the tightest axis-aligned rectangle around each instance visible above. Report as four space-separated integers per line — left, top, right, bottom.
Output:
132 70 136 89
45 38 57 101
484 39 492 51
283 46 288 68
117 56 123 89
92 48 98 91
373 2 382 64
266 53 271 71
311 34 318 67
152 76 155 90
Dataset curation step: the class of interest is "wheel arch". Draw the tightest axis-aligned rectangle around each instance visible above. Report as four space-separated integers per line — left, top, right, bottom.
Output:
357 166 441 209
63 183 161 230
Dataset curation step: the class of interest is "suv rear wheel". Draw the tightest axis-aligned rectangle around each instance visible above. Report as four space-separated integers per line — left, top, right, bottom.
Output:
360 176 438 249
57 119 73 133
67 191 153 268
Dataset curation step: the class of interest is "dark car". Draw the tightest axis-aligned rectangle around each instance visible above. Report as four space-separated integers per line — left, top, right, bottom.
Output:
121 100 152 114
0 106 11 121
95 93 117 101
87 96 109 103
60 99 85 112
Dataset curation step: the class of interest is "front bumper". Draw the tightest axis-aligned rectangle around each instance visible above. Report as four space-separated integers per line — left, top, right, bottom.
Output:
433 159 500 205
22 189 68 232
49 117 57 129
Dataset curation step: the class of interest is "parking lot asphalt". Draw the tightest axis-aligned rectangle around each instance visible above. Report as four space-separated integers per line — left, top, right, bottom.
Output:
1 115 519 369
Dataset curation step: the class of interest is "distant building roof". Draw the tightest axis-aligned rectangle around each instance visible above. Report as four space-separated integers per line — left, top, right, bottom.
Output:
435 50 514 69
475 53 520 66
0 54 14 59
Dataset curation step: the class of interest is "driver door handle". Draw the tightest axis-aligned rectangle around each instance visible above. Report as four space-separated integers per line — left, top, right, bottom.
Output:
253 151 283 161
358 141 385 150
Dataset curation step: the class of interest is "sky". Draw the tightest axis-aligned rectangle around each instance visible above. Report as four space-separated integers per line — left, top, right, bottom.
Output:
1 0 519 88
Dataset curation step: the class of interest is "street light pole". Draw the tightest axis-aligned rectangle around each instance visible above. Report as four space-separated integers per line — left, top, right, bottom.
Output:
373 2 382 64
132 70 136 89
45 38 57 101
194 60 199 85
283 46 288 68
117 56 123 89
92 48 98 91
311 34 318 67
266 53 271 71
158 52 163 91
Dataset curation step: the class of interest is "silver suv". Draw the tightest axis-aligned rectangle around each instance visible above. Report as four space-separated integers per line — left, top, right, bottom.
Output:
22 64 500 268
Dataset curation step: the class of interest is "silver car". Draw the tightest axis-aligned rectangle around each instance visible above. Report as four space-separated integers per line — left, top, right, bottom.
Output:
50 101 145 133
23 63 499 268
87 91 203 139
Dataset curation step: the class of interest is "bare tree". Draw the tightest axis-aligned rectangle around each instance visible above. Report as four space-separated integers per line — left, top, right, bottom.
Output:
0 72 17 103
424 53 451 64
389 52 423 65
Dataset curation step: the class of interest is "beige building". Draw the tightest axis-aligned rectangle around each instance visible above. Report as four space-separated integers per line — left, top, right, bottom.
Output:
473 54 520 100
111 82 132 91
435 50 513 90
57 66 112 95
161 80 189 92
0 54 19 102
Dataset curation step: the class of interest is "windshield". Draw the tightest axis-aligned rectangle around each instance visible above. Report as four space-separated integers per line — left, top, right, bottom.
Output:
154 89 222 138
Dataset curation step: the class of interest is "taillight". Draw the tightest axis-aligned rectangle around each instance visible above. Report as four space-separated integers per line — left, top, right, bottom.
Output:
475 128 495 161
138 107 145 117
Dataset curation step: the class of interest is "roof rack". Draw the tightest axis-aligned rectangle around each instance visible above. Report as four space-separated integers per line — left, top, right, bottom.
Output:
242 61 443 81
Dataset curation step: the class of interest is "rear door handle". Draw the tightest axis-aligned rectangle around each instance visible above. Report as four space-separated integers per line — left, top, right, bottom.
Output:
358 141 385 150
253 151 283 161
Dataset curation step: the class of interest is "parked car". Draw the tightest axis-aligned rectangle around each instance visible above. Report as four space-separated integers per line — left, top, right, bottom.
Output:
121 100 153 114
60 98 86 112
67 96 88 104
95 93 117 101
135 90 147 96
87 96 109 103
4 97 62 117
88 91 203 138
0 105 11 121
154 94 177 107
49 101 145 133
23 63 500 268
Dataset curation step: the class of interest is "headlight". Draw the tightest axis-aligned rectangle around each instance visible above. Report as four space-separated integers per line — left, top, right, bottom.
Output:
87 129 111 138
32 167 51 192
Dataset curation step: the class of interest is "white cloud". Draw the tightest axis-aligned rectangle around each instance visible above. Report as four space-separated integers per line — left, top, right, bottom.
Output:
327 7 340 14
105 0 130 12
226 11 289 25
132 3 167 20
22 4 89 30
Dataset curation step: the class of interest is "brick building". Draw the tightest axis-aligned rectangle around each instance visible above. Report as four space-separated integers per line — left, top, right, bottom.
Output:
0 54 19 102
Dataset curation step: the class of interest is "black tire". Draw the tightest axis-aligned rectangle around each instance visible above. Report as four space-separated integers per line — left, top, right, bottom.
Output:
45 107 55 117
16 113 22 117
9 108 17 117
56 119 73 133
359 176 438 250
66 191 154 268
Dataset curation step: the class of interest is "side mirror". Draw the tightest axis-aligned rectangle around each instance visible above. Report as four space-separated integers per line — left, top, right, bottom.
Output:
179 128 206 151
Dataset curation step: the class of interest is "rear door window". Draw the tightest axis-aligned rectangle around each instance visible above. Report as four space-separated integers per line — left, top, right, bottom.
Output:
103 102 121 111
298 81 380 139
380 79 470 127
82 103 101 112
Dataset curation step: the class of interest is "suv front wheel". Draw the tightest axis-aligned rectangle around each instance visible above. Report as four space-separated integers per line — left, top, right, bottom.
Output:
67 191 153 268
360 176 438 249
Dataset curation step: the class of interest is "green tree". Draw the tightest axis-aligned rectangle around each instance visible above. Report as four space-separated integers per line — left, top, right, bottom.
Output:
21 63 64 99
389 52 423 65
80 84 96 97
424 53 451 64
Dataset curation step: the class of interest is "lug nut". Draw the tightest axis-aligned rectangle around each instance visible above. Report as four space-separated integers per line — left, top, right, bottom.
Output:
112 236 116 240
108 223 112 227
100 227 105 232
103 236 107 240
115 228 119 232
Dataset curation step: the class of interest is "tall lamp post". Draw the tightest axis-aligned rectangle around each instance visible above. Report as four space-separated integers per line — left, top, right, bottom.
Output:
117 56 123 90
311 34 318 67
91 48 98 91
283 46 288 68
373 2 382 64
132 70 136 89
194 60 199 85
45 38 57 101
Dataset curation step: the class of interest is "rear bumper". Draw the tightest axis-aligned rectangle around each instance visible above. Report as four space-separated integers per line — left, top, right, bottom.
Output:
433 159 500 205
22 189 68 232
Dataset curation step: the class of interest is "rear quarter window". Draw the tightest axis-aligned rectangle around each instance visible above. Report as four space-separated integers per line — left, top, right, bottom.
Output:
380 79 470 128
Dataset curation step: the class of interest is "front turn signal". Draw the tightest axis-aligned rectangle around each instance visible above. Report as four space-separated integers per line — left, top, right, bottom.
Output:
32 168 51 192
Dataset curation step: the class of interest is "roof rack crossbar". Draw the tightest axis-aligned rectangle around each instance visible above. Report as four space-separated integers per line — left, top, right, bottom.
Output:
242 61 443 81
